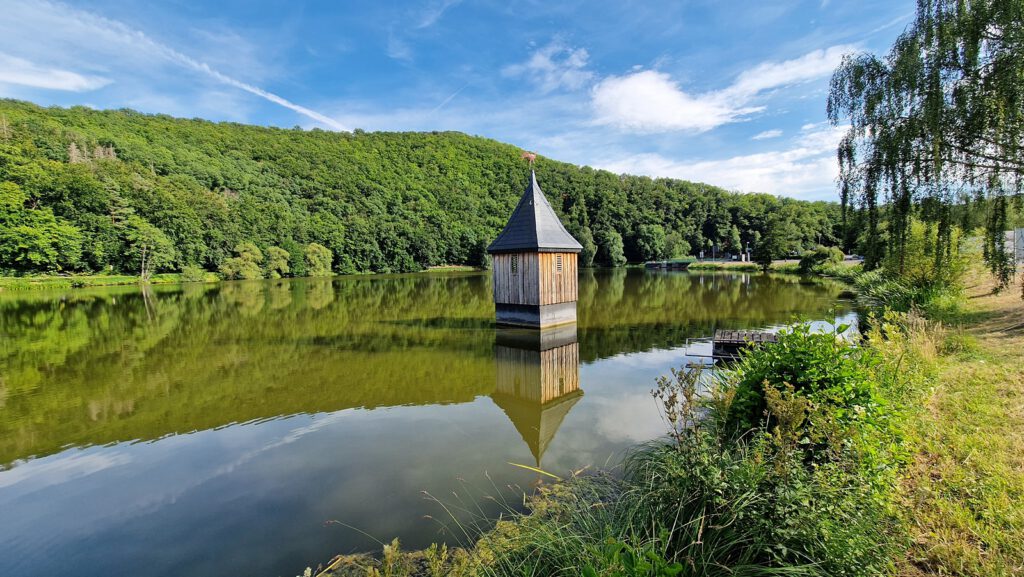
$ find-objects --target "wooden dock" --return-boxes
[712,329,778,360]
[644,260,692,270]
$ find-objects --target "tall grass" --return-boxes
[431,321,916,577]
[312,313,941,577]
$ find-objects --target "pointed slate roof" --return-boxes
[487,170,583,254]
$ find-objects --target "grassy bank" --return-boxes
[687,259,808,273]
[900,277,1024,576]
[0,272,219,290]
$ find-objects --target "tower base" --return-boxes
[495,302,577,328]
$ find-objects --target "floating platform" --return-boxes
[712,329,778,360]
[644,260,692,270]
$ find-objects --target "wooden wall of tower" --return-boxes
[492,252,578,306]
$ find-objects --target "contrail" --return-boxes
[430,82,470,115]
[36,1,349,131]
[154,46,349,131]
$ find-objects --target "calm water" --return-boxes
[0,269,854,577]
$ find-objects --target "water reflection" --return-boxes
[0,269,855,577]
[491,325,582,467]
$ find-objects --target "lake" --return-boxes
[0,269,855,577]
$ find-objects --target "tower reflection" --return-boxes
[490,324,582,467]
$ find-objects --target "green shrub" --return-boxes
[798,245,844,273]
[305,243,333,277]
[220,242,264,280]
[180,264,207,283]
[265,246,290,279]
[724,323,878,439]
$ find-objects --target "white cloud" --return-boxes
[0,52,110,92]
[598,124,847,200]
[591,70,762,133]
[503,40,594,93]
[591,44,856,134]
[752,129,783,140]
[0,1,348,130]
[725,46,852,97]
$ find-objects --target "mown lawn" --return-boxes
[901,276,1024,577]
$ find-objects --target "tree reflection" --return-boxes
[0,270,850,466]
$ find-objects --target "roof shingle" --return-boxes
[487,170,583,254]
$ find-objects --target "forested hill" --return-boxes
[0,99,841,276]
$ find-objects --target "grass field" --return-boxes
[0,272,219,290]
[901,275,1024,577]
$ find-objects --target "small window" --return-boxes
[511,254,519,275]
[556,254,563,274]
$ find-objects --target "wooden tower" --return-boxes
[491,325,582,466]
[488,170,583,328]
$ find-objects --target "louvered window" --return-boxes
[556,254,563,273]
[511,254,519,275]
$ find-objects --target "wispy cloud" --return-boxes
[0,52,110,92]
[416,0,463,29]
[0,1,347,130]
[599,124,846,200]
[752,129,783,140]
[591,44,856,133]
[387,29,414,61]
[503,40,594,93]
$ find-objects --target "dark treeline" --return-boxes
[0,99,841,276]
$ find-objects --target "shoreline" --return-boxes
[0,261,834,292]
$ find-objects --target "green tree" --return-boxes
[124,216,175,282]
[575,225,598,267]
[265,246,290,279]
[0,182,82,272]
[828,0,1024,286]
[664,231,690,259]
[632,224,667,261]
[753,217,783,272]
[220,242,264,280]
[595,228,627,267]
[305,242,333,277]
[729,225,742,255]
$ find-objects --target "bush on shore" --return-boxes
[316,311,938,577]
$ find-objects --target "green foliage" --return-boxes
[828,0,1024,285]
[0,99,841,277]
[265,246,290,278]
[724,324,877,440]
[630,224,667,262]
[798,245,844,273]
[180,264,207,283]
[304,242,333,277]
[0,181,82,272]
[596,228,627,267]
[575,225,598,267]
[124,215,176,281]
[581,539,683,577]
[220,242,264,280]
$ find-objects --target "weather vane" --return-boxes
[521,151,536,167]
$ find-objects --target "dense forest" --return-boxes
[0,99,842,276]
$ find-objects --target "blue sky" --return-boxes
[0,0,914,201]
